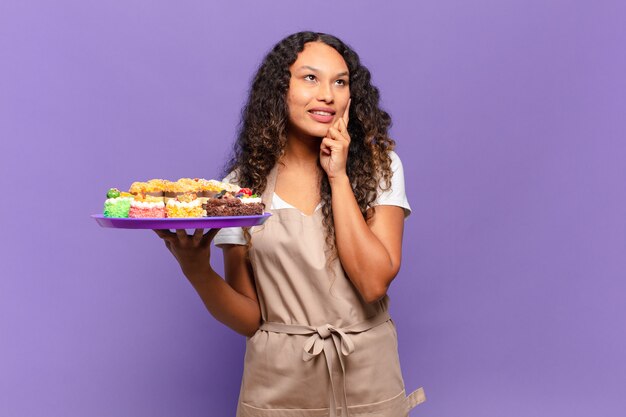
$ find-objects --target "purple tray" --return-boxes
[92,213,271,229]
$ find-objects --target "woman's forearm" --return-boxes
[185,268,261,337]
[329,175,399,303]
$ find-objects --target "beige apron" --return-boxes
[236,165,425,417]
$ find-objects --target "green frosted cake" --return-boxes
[103,188,133,218]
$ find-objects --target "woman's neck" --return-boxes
[282,132,320,169]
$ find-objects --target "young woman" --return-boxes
[155,31,425,417]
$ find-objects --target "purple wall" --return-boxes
[2,1,625,416]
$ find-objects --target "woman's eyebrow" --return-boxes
[298,65,349,77]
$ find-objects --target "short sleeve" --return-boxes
[213,171,247,247]
[371,151,412,218]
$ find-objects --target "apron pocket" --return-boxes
[238,389,424,417]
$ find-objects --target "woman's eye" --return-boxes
[304,74,316,81]
[336,79,347,86]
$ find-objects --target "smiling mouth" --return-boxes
[308,110,334,116]
[307,111,335,124]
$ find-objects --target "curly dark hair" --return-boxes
[223,31,395,257]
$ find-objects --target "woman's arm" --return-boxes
[329,178,405,303]
[320,102,405,303]
[154,229,261,337]
[220,244,261,336]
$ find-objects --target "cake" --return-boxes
[128,195,166,218]
[129,180,165,201]
[196,179,237,202]
[165,193,206,218]
[163,180,191,203]
[103,180,264,218]
[146,179,167,200]
[103,188,133,218]
[203,188,264,216]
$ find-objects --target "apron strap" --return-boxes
[406,387,427,410]
[259,311,392,417]
[261,164,278,209]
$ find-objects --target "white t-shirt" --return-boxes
[213,151,411,247]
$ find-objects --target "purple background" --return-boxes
[1,1,625,416]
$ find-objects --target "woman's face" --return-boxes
[286,42,351,140]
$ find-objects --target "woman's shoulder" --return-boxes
[372,149,411,216]
[379,150,406,184]
[387,150,404,171]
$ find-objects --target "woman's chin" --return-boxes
[306,126,330,139]
[287,128,326,142]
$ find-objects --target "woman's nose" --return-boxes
[317,83,334,103]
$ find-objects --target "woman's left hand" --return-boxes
[320,99,351,180]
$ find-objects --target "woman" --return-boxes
[155,31,425,417]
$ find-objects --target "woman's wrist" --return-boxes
[183,264,216,286]
[328,173,350,188]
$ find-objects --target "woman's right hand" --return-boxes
[153,228,221,281]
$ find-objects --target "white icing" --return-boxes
[131,200,165,209]
[241,197,262,204]
[105,197,133,204]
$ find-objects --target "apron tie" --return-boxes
[303,324,355,361]
[259,311,391,417]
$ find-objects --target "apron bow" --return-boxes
[259,311,391,417]
[302,325,356,362]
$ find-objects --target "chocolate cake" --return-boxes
[203,192,264,216]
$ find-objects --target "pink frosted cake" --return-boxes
[128,196,166,218]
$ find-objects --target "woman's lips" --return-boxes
[308,111,334,123]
